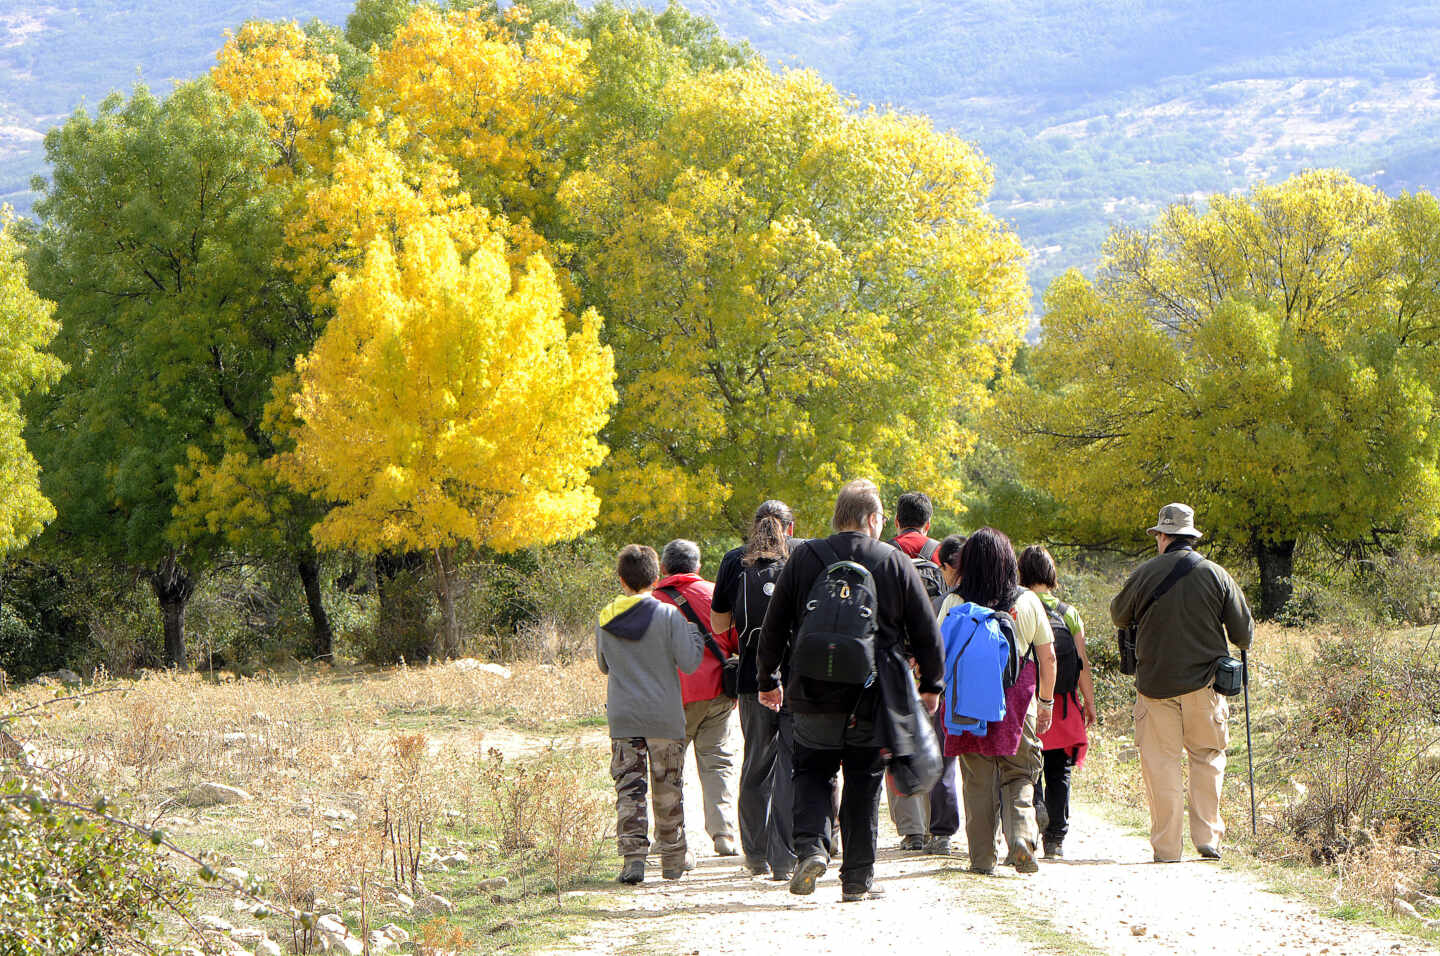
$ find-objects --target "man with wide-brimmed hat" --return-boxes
[1110,503,1253,863]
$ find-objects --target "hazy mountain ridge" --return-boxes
[5,0,1440,300]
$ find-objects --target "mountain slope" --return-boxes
[6,1,1440,306]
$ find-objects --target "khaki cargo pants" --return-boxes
[1134,687,1229,862]
[684,695,739,843]
[611,737,687,868]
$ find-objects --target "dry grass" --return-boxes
[1,659,613,953]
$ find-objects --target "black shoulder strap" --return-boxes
[1137,551,1203,623]
[810,537,841,569]
[918,539,940,562]
[658,586,728,665]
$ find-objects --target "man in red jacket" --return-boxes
[654,539,741,858]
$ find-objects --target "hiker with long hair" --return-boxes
[1020,545,1097,859]
[711,500,799,880]
[942,527,1057,874]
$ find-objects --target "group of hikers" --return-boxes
[594,480,1254,901]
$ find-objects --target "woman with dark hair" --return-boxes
[939,527,1057,875]
[1020,545,1096,860]
[935,534,966,603]
[711,500,799,879]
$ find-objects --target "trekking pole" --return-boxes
[1242,648,1256,836]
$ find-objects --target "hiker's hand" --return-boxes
[920,692,939,715]
[1035,703,1053,735]
[758,688,783,712]
[1082,701,1097,727]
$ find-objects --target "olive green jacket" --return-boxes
[1110,545,1253,700]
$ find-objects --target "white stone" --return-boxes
[199,914,234,933]
[418,892,453,915]
[367,932,396,953]
[255,941,282,956]
[476,876,509,891]
[185,782,252,807]
[315,914,347,937]
[382,924,410,945]
[221,866,250,886]
[321,807,357,823]
[35,668,82,685]
[452,658,511,678]
[1395,898,1422,921]
[440,851,469,867]
[229,928,266,943]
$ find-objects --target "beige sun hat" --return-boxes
[1147,502,1203,539]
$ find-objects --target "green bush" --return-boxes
[0,782,189,955]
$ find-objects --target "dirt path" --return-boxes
[545,729,1432,956]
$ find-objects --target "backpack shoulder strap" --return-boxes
[809,537,841,570]
[1137,551,1204,623]
[918,539,940,562]
[657,586,727,665]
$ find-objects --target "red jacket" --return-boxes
[654,573,736,704]
[892,529,938,559]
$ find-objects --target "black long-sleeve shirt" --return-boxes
[757,531,944,714]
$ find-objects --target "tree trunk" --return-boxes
[149,555,196,670]
[297,550,333,662]
[431,546,461,661]
[1252,536,1296,620]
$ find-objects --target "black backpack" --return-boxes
[735,559,783,655]
[891,536,945,604]
[790,540,878,686]
[1045,599,1083,697]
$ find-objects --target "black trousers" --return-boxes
[792,735,886,889]
[737,695,796,874]
[1036,747,1073,842]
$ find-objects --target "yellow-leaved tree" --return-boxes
[561,65,1029,538]
[361,5,589,237]
[0,220,64,553]
[279,218,616,657]
[988,170,1440,617]
[212,19,340,167]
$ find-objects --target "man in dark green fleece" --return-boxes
[597,544,705,884]
[1111,503,1253,863]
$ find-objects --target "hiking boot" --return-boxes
[967,864,994,876]
[714,835,738,857]
[898,834,927,852]
[1197,844,1222,861]
[769,867,793,882]
[788,854,827,896]
[661,860,686,881]
[617,858,645,884]
[841,882,885,902]
[683,849,696,871]
[1043,838,1063,859]
[925,836,951,856]
[1012,841,1040,874]
[744,857,769,877]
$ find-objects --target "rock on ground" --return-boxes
[184,782,252,807]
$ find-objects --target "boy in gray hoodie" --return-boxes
[597,544,705,884]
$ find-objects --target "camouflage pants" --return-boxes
[611,737,687,866]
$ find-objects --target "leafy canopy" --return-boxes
[279,218,616,555]
[562,64,1028,537]
[989,169,1440,552]
[0,222,63,554]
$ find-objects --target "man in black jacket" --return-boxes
[757,479,943,902]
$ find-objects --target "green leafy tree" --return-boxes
[989,170,1440,616]
[0,221,63,557]
[27,82,328,666]
[561,64,1028,538]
